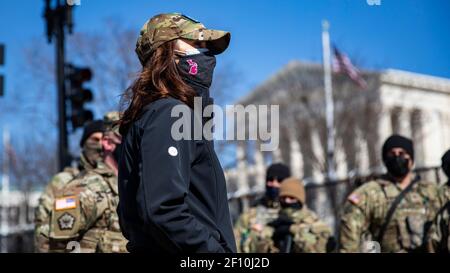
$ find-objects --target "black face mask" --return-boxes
[176,52,216,109]
[385,155,410,178]
[280,201,303,210]
[266,187,279,201]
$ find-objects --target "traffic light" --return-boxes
[0,44,4,65]
[44,0,78,170]
[66,64,94,130]
[0,44,4,97]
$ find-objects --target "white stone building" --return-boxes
[224,61,450,225]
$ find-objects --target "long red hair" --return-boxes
[119,40,195,135]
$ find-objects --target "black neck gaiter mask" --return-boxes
[385,155,410,179]
[265,187,279,202]
[176,52,216,110]
[280,201,303,210]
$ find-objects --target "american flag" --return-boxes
[333,46,368,89]
[55,196,77,210]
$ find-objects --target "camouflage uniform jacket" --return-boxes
[233,199,280,253]
[48,161,128,253]
[427,182,450,252]
[339,177,440,253]
[34,154,96,253]
[246,207,332,253]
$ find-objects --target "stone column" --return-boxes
[377,107,393,166]
[254,141,266,192]
[286,126,303,179]
[421,109,444,167]
[398,108,412,138]
[411,109,425,167]
[443,112,450,150]
[272,147,282,163]
[311,128,325,183]
[335,141,347,180]
[309,127,328,223]
[358,129,370,174]
[289,138,303,179]
[379,107,393,140]
[236,141,249,195]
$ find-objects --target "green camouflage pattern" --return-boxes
[427,183,450,252]
[246,207,332,253]
[34,166,79,253]
[35,113,119,253]
[34,145,101,252]
[437,182,450,206]
[47,161,128,253]
[233,202,280,253]
[136,13,230,65]
[103,111,121,134]
[339,177,440,253]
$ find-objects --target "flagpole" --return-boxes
[1,126,10,253]
[322,20,336,182]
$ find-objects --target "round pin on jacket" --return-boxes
[168,146,178,156]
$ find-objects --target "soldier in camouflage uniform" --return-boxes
[34,120,105,253]
[47,112,128,253]
[246,177,333,253]
[234,163,291,253]
[339,135,440,253]
[427,149,450,252]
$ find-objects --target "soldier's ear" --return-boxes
[409,158,414,169]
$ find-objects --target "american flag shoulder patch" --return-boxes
[55,196,77,211]
[348,193,361,205]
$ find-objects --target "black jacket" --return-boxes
[117,97,236,253]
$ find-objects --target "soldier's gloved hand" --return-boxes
[268,214,294,228]
[268,215,294,239]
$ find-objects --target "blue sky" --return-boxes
[1,0,449,96]
[0,0,449,165]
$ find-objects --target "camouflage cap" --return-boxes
[103,111,121,136]
[136,13,231,65]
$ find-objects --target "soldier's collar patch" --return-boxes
[58,212,76,230]
[55,196,77,211]
[348,193,361,205]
